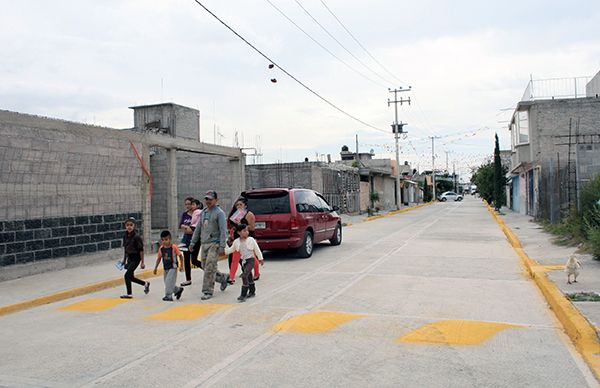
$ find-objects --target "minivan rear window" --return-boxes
[245,192,291,215]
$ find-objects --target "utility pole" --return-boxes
[430,136,441,200]
[453,161,457,192]
[445,151,450,172]
[388,87,411,210]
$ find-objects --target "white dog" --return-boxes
[565,255,582,284]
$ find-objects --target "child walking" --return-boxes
[225,224,264,302]
[154,230,185,301]
[120,217,149,299]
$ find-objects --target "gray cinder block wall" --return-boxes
[0,110,144,269]
[245,162,362,213]
[526,97,600,220]
[151,150,242,228]
[131,103,200,140]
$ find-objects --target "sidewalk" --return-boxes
[499,208,600,331]
[0,203,429,314]
[0,259,126,307]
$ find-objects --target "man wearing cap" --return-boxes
[190,190,230,300]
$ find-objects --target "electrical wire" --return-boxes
[293,0,393,87]
[319,0,408,87]
[191,0,388,133]
[265,0,386,89]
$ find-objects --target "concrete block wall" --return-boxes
[578,143,600,183]
[0,110,144,269]
[150,150,242,228]
[0,211,142,267]
[372,176,396,211]
[176,151,241,224]
[245,163,314,190]
[527,97,600,220]
[131,103,199,141]
[587,71,600,97]
[173,105,200,141]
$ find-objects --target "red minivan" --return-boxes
[239,188,342,258]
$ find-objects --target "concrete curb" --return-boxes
[0,257,226,317]
[0,268,164,317]
[484,201,600,380]
[1,202,433,317]
[364,202,435,222]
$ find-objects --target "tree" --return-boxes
[436,179,454,194]
[472,161,494,204]
[422,180,432,202]
[493,133,506,210]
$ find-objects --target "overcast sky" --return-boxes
[2,0,600,179]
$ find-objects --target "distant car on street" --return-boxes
[238,188,342,258]
[438,191,463,202]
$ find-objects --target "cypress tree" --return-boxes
[493,133,504,210]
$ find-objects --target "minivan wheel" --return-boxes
[330,224,342,246]
[298,231,313,258]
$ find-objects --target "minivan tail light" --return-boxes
[290,217,299,231]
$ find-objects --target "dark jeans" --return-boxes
[241,257,255,287]
[184,247,203,281]
[124,256,145,295]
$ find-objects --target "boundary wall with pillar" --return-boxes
[0,108,244,279]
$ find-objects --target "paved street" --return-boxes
[0,198,597,387]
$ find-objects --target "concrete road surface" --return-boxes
[0,197,597,387]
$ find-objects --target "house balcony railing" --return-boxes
[521,76,591,102]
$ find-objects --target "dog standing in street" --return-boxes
[565,255,582,284]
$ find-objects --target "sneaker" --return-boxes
[144,282,150,295]
[162,296,173,301]
[180,281,192,287]
[201,293,213,300]
[175,287,184,300]
[220,276,229,291]
[237,295,247,302]
[120,295,132,299]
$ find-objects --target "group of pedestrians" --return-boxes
[119,190,264,303]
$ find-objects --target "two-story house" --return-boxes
[508,71,600,222]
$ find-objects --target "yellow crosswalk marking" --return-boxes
[145,304,232,321]
[397,320,524,345]
[272,311,365,334]
[59,298,129,312]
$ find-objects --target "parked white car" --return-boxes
[438,191,463,202]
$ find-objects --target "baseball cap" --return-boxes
[204,190,218,200]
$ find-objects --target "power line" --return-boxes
[318,0,408,87]
[265,0,386,89]
[293,0,393,87]
[191,0,387,134]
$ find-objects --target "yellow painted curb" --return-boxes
[0,268,162,317]
[364,202,434,223]
[0,256,227,317]
[484,200,600,380]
